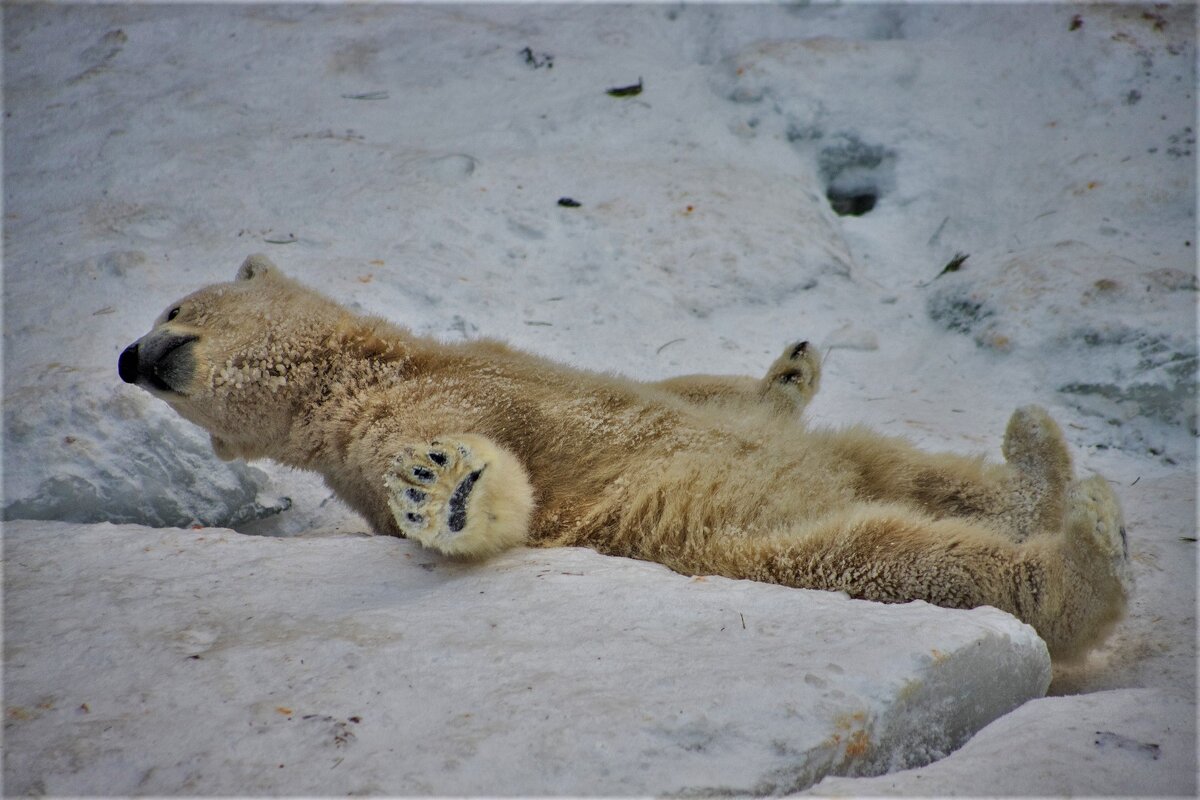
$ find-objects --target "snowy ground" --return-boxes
[3,3,1196,796]
[6,521,1057,796]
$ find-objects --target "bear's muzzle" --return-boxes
[119,333,198,393]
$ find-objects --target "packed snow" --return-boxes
[3,3,1195,795]
[5,521,1053,796]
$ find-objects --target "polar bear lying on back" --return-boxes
[118,255,1131,660]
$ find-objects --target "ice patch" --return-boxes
[3,382,290,528]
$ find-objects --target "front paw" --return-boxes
[385,441,484,545]
[760,340,822,413]
[383,435,533,558]
[774,341,821,388]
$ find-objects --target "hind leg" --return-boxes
[919,404,1074,540]
[817,405,1074,542]
[689,483,1130,659]
[1027,475,1132,660]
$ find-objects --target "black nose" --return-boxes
[118,343,139,384]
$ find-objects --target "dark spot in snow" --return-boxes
[814,133,895,216]
[827,188,876,216]
[519,47,553,69]
[1094,731,1160,760]
[606,78,643,97]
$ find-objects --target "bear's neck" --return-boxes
[269,324,420,473]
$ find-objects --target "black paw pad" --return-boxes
[790,341,809,359]
[447,468,484,533]
[412,466,436,483]
[405,488,427,503]
[428,451,448,466]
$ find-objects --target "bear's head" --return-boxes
[118,254,376,462]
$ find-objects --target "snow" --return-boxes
[4,521,1052,796]
[2,3,1195,795]
[804,688,1196,797]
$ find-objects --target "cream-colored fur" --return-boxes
[122,255,1132,661]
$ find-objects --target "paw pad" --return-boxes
[385,441,488,548]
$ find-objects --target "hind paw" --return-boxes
[1003,406,1072,486]
[1065,475,1133,593]
[384,434,534,558]
[1001,405,1075,535]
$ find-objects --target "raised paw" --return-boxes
[1001,405,1074,535]
[383,434,534,558]
[759,340,822,415]
[386,441,480,540]
[1003,406,1073,486]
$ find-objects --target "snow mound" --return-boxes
[3,521,1051,796]
[925,241,1197,461]
[805,688,1197,797]
[3,381,290,528]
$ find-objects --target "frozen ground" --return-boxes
[3,3,1196,796]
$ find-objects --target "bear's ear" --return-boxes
[236,253,277,282]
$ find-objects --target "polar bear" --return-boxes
[118,255,1132,661]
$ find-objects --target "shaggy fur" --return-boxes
[119,255,1133,660]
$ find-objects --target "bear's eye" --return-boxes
[167,307,181,321]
